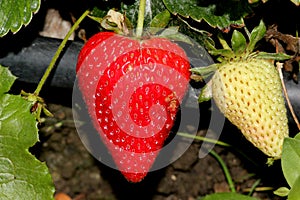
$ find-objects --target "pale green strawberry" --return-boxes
[191,21,291,161]
[212,59,288,159]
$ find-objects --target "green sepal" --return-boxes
[209,49,234,60]
[159,26,179,36]
[149,10,171,34]
[255,52,292,61]
[159,27,194,45]
[190,64,218,79]
[198,80,212,103]
[231,30,247,55]
[218,32,232,50]
[273,187,290,197]
[87,15,102,24]
[247,20,266,53]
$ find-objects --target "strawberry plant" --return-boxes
[0,0,299,199]
[0,66,54,199]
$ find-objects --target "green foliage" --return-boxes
[0,0,40,37]
[231,30,247,55]
[288,177,300,200]
[246,20,266,54]
[282,134,300,188]
[273,133,300,199]
[162,0,252,29]
[0,66,54,200]
[149,9,171,30]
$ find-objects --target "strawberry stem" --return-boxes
[34,9,90,95]
[136,0,146,37]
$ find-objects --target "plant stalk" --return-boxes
[136,0,146,37]
[276,62,300,131]
[34,9,90,95]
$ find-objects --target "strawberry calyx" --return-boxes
[87,6,194,47]
[21,90,53,122]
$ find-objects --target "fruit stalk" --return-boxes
[136,0,146,37]
[34,9,90,95]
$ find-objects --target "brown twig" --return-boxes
[276,62,300,131]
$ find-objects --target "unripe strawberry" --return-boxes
[212,59,288,159]
[192,21,290,161]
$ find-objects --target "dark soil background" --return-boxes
[2,0,299,199]
[35,103,286,200]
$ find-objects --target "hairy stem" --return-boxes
[136,0,146,37]
[34,9,90,95]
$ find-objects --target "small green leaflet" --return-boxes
[231,30,247,55]
[162,0,252,29]
[0,0,40,37]
[0,66,54,200]
[246,20,266,53]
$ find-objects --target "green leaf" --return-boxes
[0,66,54,199]
[282,136,300,187]
[209,49,234,58]
[247,20,266,53]
[158,27,194,45]
[231,30,247,55]
[255,52,292,60]
[294,133,300,140]
[198,80,212,103]
[150,10,171,30]
[0,0,40,37]
[202,192,259,200]
[274,187,290,197]
[288,176,300,200]
[162,0,252,29]
[0,66,16,94]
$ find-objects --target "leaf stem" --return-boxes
[34,9,90,95]
[210,150,236,193]
[177,132,231,147]
[136,0,146,37]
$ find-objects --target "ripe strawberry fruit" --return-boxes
[192,21,289,161]
[76,31,190,182]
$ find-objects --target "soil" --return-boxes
[33,101,286,200]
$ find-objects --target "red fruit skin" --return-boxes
[76,32,190,182]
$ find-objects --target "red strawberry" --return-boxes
[76,32,190,182]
